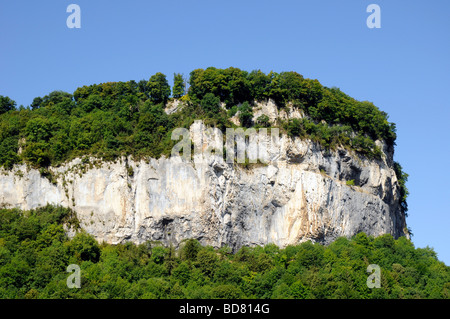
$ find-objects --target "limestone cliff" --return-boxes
[0,106,408,250]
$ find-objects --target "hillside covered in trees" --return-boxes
[0,206,448,299]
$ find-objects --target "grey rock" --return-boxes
[0,120,408,251]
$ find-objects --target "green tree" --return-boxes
[150,246,168,264]
[32,241,68,288]
[247,70,271,101]
[35,224,66,249]
[271,283,291,298]
[287,118,305,137]
[200,93,220,117]
[222,67,250,106]
[195,249,219,278]
[256,114,270,128]
[0,96,16,114]
[172,261,191,285]
[0,136,20,169]
[292,241,324,269]
[394,161,409,215]
[30,97,43,110]
[172,73,185,98]
[42,91,73,108]
[22,142,51,167]
[238,101,253,128]
[290,280,309,299]
[147,72,171,104]
[188,67,225,102]
[65,232,100,263]
[25,117,52,143]
[211,284,243,299]
[80,94,103,113]
[180,239,201,261]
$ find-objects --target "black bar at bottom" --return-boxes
[0,299,447,318]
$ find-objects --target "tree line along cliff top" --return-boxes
[0,67,398,170]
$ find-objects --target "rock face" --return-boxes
[0,111,408,250]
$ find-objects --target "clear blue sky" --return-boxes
[1,1,449,265]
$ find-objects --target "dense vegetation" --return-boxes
[0,67,397,169]
[0,206,447,299]
[0,66,408,214]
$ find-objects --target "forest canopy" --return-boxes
[0,67,397,170]
[0,205,448,299]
